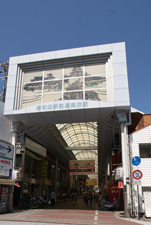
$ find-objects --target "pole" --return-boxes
[137,185,140,220]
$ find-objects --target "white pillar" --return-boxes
[117,111,130,218]
[11,121,21,180]
[121,123,126,185]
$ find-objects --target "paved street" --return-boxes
[0,197,150,225]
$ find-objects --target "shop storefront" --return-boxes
[14,133,68,204]
[0,141,15,212]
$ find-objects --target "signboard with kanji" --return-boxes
[86,179,97,186]
[69,160,95,175]
[0,141,14,178]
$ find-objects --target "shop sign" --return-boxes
[118,182,123,188]
[109,184,123,203]
[69,160,95,175]
[86,179,97,186]
[44,178,52,186]
[36,101,89,111]
[0,141,13,178]
[42,159,47,177]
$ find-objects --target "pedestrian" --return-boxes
[62,192,66,202]
[50,190,56,207]
[83,190,85,202]
[72,190,77,205]
[89,191,93,206]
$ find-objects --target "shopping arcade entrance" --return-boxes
[11,105,128,188]
[4,42,131,215]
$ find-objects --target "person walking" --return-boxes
[89,191,93,206]
[72,190,77,205]
[50,190,56,207]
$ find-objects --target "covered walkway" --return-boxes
[0,197,144,225]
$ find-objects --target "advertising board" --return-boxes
[0,141,13,178]
[69,160,95,175]
[86,179,97,186]
[144,192,151,217]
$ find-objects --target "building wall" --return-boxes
[0,101,12,143]
[135,114,151,131]
[4,42,130,116]
[130,124,151,213]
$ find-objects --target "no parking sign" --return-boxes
[132,170,143,180]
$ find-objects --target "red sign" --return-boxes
[118,182,123,188]
[132,170,143,180]
[109,184,123,203]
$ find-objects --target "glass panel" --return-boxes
[85,89,107,101]
[43,93,62,102]
[44,68,62,80]
[44,80,62,93]
[85,76,106,89]
[64,91,83,100]
[64,78,83,91]
[23,82,42,95]
[24,155,30,177]
[24,70,43,83]
[15,154,22,167]
[64,66,83,78]
[22,95,41,108]
[85,64,105,76]
[140,144,151,158]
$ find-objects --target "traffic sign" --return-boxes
[132,170,143,180]
[132,156,141,166]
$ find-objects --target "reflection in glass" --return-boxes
[85,90,107,101]
[44,68,62,80]
[64,91,83,100]
[85,64,105,76]
[22,95,41,108]
[85,76,106,89]
[23,82,42,94]
[43,93,62,102]
[24,71,43,83]
[64,78,83,91]
[64,66,83,78]
[44,81,62,92]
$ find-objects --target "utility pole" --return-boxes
[0,61,9,101]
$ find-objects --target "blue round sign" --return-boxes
[132,156,141,166]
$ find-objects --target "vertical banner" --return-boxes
[42,159,47,177]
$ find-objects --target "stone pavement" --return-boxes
[0,197,150,225]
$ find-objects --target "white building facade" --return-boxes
[130,123,151,215]
[3,42,132,215]
[0,100,14,212]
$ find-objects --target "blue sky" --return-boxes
[0,0,151,113]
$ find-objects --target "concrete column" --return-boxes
[11,121,21,179]
[54,158,58,192]
[121,122,130,218]
[117,111,130,218]
[10,121,21,212]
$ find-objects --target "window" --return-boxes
[139,144,151,158]
[142,187,151,200]
[15,154,22,167]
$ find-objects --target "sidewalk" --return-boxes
[114,211,151,225]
